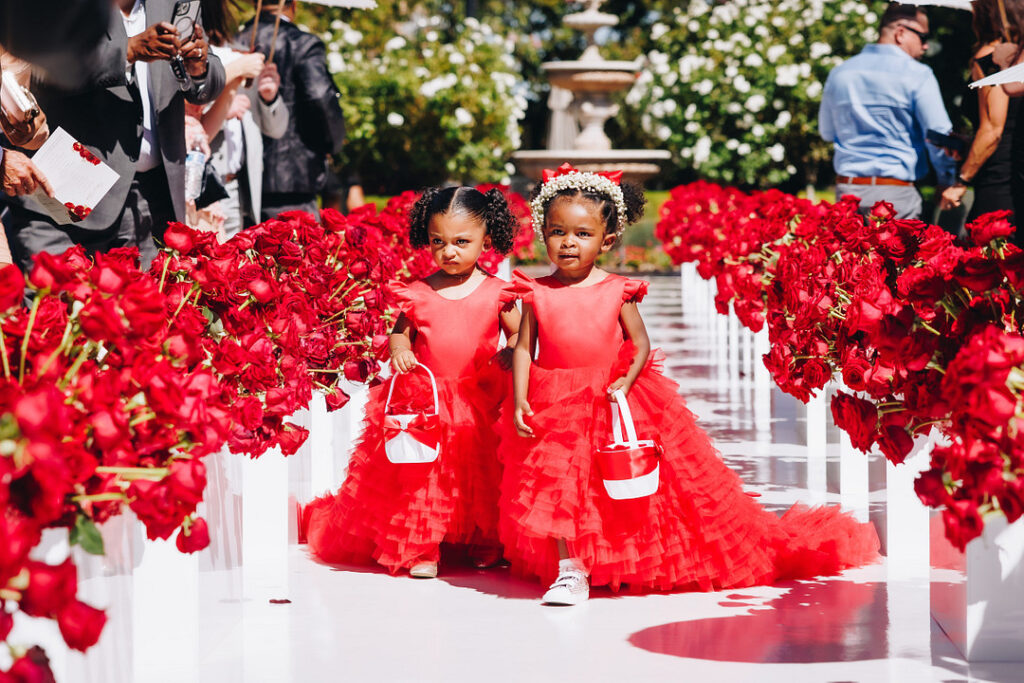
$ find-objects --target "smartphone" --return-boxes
[171,0,202,42]
[925,129,966,155]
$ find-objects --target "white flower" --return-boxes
[775,110,792,128]
[656,125,672,141]
[744,53,764,68]
[776,64,800,87]
[384,36,407,51]
[454,107,474,126]
[694,136,712,164]
[734,75,751,93]
[342,28,362,45]
[810,41,832,60]
[745,94,766,112]
[767,45,787,63]
[806,80,823,98]
[449,51,466,65]
[651,23,670,40]
[425,30,439,42]
[685,121,700,134]
[387,112,405,127]
[768,143,785,162]
[752,124,765,138]
[726,138,740,150]
[737,143,751,155]
[695,79,714,96]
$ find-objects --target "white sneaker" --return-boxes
[409,561,438,579]
[542,559,589,605]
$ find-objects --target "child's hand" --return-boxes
[391,349,418,374]
[491,347,514,371]
[513,399,535,437]
[607,377,632,400]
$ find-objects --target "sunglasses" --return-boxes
[899,24,931,43]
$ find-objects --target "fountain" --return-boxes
[512,0,671,184]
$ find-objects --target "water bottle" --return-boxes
[184,144,206,201]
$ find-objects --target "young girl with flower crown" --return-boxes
[304,186,521,578]
[500,164,879,605]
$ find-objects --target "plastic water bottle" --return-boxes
[184,144,206,201]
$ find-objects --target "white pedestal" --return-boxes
[805,390,828,506]
[242,447,289,601]
[932,514,1024,661]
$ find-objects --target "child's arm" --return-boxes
[608,302,651,400]
[493,305,523,370]
[388,313,417,374]
[512,303,538,437]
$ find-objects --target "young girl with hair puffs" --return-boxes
[501,164,879,605]
[305,186,520,578]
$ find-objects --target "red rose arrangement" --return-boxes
[657,183,1023,551]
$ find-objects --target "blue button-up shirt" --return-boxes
[819,44,957,186]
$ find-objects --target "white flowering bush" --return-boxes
[320,15,529,193]
[625,0,887,186]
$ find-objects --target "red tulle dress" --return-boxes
[304,274,516,572]
[498,270,879,592]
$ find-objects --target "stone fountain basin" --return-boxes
[543,60,638,92]
[512,149,672,185]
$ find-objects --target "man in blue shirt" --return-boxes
[819,4,958,219]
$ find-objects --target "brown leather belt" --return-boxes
[223,173,238,183]
[836,175,913,186]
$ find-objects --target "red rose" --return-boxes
[800,358,832,390]
[19,559,78,617]
[276,423,309,456]
[5,647,56,683]
[247,278,277,303]
[343,359,374,383]
[0,603,12,641]
[0,263,24,310]
[324,384,351,411]
[175,517,210,554]
[167,458,207,506]
[349,259,370,279]
[877,424,914,464]
[942,499,984,551]
[914,468,950,507]
[28,251,80,293]
[965,210,1015,245]
[869,201,896,221]
[830,392,878,452]
[78,292,126,342]
[56,599,107,651]
[163,222,198,254]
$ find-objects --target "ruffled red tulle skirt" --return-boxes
[305,366,507,572]
[497,348,880,593]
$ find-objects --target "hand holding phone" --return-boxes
[172,0,202,42]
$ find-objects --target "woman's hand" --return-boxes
[939,184,968,212]
[513,399,535,437]
[230,52,266,82]
[390,348,417,374]
[226,93,251,120]
[607,376,632,400]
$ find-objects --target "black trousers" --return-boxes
[4,166,175,275]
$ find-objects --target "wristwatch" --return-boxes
[955,173,972,187]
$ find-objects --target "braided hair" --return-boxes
[408,186,518,253]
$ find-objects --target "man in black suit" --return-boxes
[3,0,225,274]
[238,1,345,220]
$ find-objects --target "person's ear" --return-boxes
[600,232,616,253]
[483,234,493,251]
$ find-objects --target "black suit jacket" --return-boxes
[7,0,225,232]
[238,14,345,195]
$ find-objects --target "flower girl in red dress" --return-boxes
[305,187,521,578]
[502,164,879,605]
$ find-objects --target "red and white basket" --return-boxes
[382,364,441,464]
[595,389,661,500]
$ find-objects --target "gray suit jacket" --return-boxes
[208,82,288,220]
[8,0,225,232]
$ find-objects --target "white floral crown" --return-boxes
[530,164,628,238]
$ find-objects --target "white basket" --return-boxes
[383,364,441,464]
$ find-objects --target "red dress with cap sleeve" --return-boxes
[304,274,516,572]
[498,270,879,592]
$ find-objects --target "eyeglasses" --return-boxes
[899,24,930,44]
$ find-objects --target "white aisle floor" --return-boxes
[67,274,1024,683]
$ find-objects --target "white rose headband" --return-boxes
[530,163,628,237]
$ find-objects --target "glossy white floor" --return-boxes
[46,274,1024,682]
